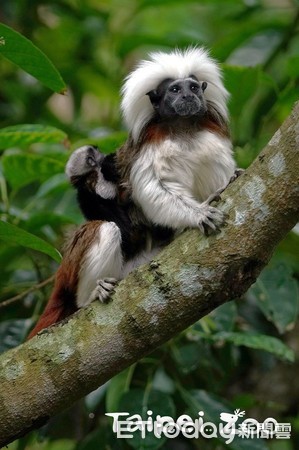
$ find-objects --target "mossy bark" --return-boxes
[0,102,298,447]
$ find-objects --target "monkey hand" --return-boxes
[203,168,244,207]
[88,278,118,304]
[213,169,245,198]
[198,196,225,236]
[84,145,105,169]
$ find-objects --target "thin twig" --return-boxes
[0,275,55,309]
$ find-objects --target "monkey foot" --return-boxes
[199,168,245,236]
[198,202,225,236]
[92,278,118,303]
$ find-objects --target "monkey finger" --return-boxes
[198,222,205,234]
[203,217,217,231]
[93,278,118,304]
[203,223,213,237]
[198,218,216,235]
[205,209,224,225]
[205,190,223,205]
[97,277,118,287]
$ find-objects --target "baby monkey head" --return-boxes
[147,76,208,119]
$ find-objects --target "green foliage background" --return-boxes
[0,0,298,449]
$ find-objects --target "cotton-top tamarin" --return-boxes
[28,47,237,338]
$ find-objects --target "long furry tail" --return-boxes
[27,221,104,339]
[27,272,77,339]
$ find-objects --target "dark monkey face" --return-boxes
[147,76,208,119]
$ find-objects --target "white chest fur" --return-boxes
[130,130,235,229]
[131,130,235,204]
[153,130,235,201]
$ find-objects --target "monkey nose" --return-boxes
[182,95,193,101]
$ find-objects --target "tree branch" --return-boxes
[0,102,298,447]
[0,275,55,309]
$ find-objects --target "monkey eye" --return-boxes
[190,84,199,92]
[169,85,180,93]
[87,156,96,167]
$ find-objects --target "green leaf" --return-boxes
[152,368,175,394]
[276,231,299,270]
[181,389,267,450]
[223,65,260,119]
[181,388,232,424]
[0,319,32,353]
[23,212,76,233]
[97,131,128,153]
[73,131,128,155]
[2,153,65,190]
[85,384,108,413]
[210,301,237,332]
[28,440,75,450]
[0,23,66,93]
[77,429,108,450]
[212,331,294,362]
[287,55,299,79]
[0,221,61,262]
[0,124,68,149]
[249,264,299,333]
[36,174,69,199]
[171,342,202,374]
[117,388,175,450]
[106,365,136,412]
[172,336,223,378]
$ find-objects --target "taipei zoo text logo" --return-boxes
[106,409,291,443]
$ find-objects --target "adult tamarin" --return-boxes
[73,47,236,234]
[28,47,236,338]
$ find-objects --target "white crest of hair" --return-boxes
[121,47,229,142]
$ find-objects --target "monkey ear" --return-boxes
[202,81,208,92]
[146,89,160,109]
